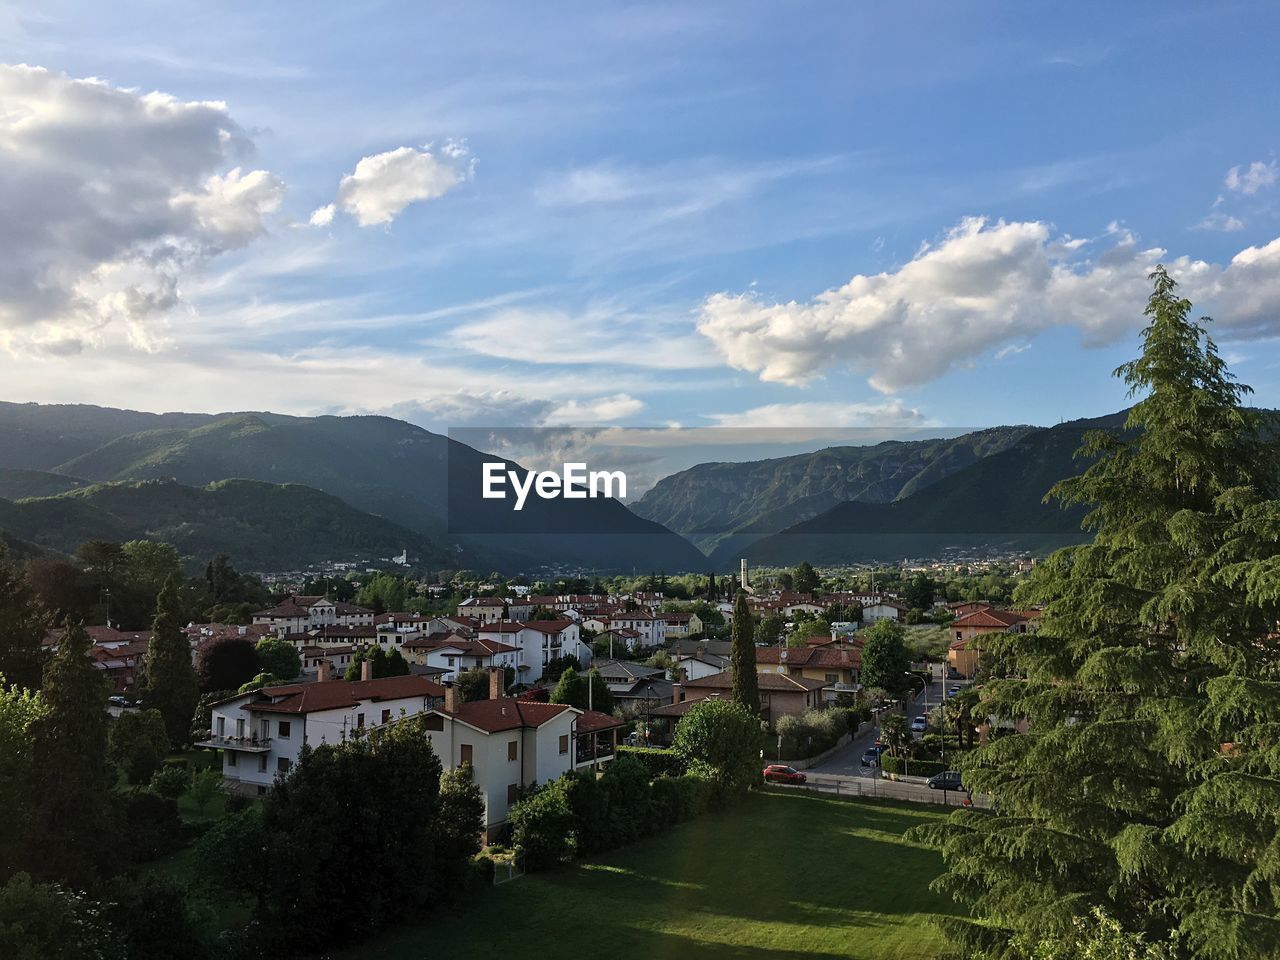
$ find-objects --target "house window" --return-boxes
[955,631,962,641]
[460,743,473,765]
[278,721,291,738]
[446,657,455,667]
[826,673,838,683]
[507,783,519,804]
[381,709,391,724]
[357,713,365,728]
[277,757,291,773]
[258,755,267,772]
[216,716,226,736]
[507,740,518,762]
[226,751,237,767]
[559,734,569,755]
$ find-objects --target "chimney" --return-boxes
[444,681,458,713]
[361,657,374,682]
[316,659,332,682]
[671,682,681,704]
[488,665,503,700]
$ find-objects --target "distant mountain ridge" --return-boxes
[632,426,1035,554]
[0,402,708,573]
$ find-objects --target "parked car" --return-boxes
[927,771,964,791]
[762,764,807,784]
[107,695,131,708]
[948,685,962,697]
[910,715,928,734]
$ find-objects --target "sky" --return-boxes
[2,0,1280,479]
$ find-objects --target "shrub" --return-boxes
[775,707,849,759]
[124,792,183,862]
[150,763,190,799]
[671,699,761,805]
[104,875,217,960]
[650,773,712,824]
[0,872,120,960]
[509,778,576,870]
[616,744,684,778]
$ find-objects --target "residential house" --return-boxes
[592,659,673,707]
[252,595,374,634]
[199,665,445,796]
[755,645,860,699]
[669,670,829,725]
[477,620,590,683]
[862,600,909,623]
[947,608,1040,677]
[660,612,702,638]
[672,650,730,681]
[422,670,623,836]
[456,597,507,624]
[402,634,519,681]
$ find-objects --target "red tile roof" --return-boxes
[755,646,861,669]
[240,675,444,714]
[682,669,830,692]
[439,698,573,733]
[953,608,1030,629]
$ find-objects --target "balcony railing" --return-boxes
[195,734,273,753]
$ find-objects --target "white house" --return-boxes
[420,670,623,835]
[673,651,730,680]
[477,620,590,683]
[862,600,909,624]
[402,635,519,681]
[199,665,445,796]
[456,597,506,624]
[252,595,375,634]
[584,611,666,648]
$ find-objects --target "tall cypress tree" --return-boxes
[142,575,199,747]
[28,620,114,886]
[730,590,760,716]
[0,545,50,690]
[916,267,1280,959]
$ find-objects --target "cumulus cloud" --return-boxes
[1197,211,1245,233]
[0,64,285,354]
[1225,160,1277,196]
[545,394,645,424]
[697,217,1280,393]
[314,142,472,227]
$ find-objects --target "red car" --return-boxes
[762,764,807,784]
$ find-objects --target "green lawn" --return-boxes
[349,790,958,960]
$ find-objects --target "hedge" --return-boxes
[880,755,950,778]
[616,745,684,778]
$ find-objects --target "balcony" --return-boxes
[195,734,273,753]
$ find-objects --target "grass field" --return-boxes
[348,789,958,960]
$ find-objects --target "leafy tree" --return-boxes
[509,776,577,870]
[237,672,277,693]
[104,875,218,960]
[792,561,820,594]
[433,765,485,891]
[255,635,301,682]
[118,540,182,600]
[0,546,49,690]
[550,667,585,708]
[188,768,222,818]
[0,678,46,878]
[904,572,936,611]
[858,619,912,697]
[196,636,260,692]
[543,653,581,680]
[141,576,199,747]
[915,267,1280,958]
[729,592,760,715]
[0,872,121,960]
[671,698,760,804]
[198,716,446,952]
[108,708,169,785]
[22,559,94,626]
[756,612,785,646]
[28,621,115,887]
[343,645,409,681]
[149,764,190,800]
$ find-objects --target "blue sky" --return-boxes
[2,1,1279,474]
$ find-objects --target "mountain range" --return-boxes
[0,402,1184,573]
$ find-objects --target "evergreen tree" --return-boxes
[142,576,199,747]
[915,267,1280,959]
[730,591,760,716]
[28,621,115,887]
[0,546,50,690]
[793,560,820,594]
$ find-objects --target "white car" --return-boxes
[910,715,928,734]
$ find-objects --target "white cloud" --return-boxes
[704,400,924,428]
[697,217,1280,393]
[545,394,645,424]
[1225,160,1277,196]
[1197,211,1245,232]
[315,142,472,227]
[0,64,285,355]
[308,203,335,227]
[449,304,719,370]
[994,343,1032,360]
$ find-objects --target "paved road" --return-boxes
[798,674,986,808]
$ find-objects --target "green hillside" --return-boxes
[0,478,451,571]
[0,467,90,500]
[633,426,1034,553]
[729,414,1129,565]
